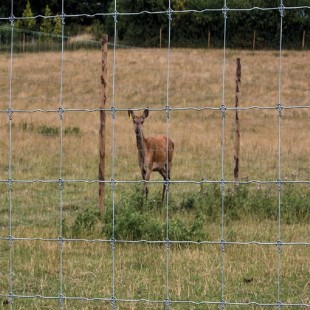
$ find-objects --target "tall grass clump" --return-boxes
[178,184,310,224]
[103,186,207,241]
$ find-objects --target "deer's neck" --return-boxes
[136,131,146,162]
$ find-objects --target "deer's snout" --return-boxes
[134,124,142,135]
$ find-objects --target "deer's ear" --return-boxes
[143,108,149,119]
[128,110,134,120]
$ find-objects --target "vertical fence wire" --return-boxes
[220,1,228,308]
[58,0,65,308]
[277,1,284,307]
[111,1,118,308]
[8,1,14,309]
[165,1,172,309]
[1,1,310,309]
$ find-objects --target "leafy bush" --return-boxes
[103,187,162,240]
[103,186,207,241]
[71,207,100,238]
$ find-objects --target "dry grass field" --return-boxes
[0,48,309,309]
[1,48,310,182]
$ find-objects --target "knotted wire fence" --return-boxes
[0,0,310,309]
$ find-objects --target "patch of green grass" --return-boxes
[64,126,80,135]
[19,122,81,137]
[37,124,59,136]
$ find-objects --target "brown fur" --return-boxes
[128,108,174,204]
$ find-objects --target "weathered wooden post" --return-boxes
[302,30,305,49]
[252,30,256,50]
[99,34,108,216]
[234,58,241,182]
[208,26,211,48]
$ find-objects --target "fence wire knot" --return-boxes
[110,238,116,251]
[220,104,226,118]
[277,103,283,117]
[167,8,173,21]
[7,178,13,188]
[165,238,170,252]
[277,240,282,253]
[113,10,119,24]
[165,105,171,119]
[9,14,15,26]
[279,4,285,18]
[277,300,282,309]
[222,6,228,19]
[8,292,14,304]
[277,179,282,191]
[59,294,64,306]
[110,178,116,191]
[58,236,64,250]
[220,179,226,191]
[111,296,116,309]
[58,178,64,190]
[60,12,66,25]
[165,179,170,192]
[220,239,226,252]
[8,235,13,247]
[221,299,226,310]
[110,107,116,119]
[165,298,171,309]
[7,108,13,120]
[58,107,64,120]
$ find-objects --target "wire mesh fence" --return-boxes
[0,1,310,309]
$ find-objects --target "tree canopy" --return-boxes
[0,0,309,49]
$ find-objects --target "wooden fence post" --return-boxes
[234,58,241,182]
[252,30,256,50]
[99,34,108,216]
[208,26,211,48]
[302,30,305,49]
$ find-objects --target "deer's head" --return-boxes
[128,108,149,136]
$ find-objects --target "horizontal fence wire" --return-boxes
[1,105,310,114]
[1,5,310,21]
[1,0,309,309]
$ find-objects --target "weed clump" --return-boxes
[103,186,207,241]
[63,207,100,238]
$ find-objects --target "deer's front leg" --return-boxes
[143,163,153,199]
[140,168,149,197]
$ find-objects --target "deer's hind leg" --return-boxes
[160,163,172,205]
[159,166,169,205]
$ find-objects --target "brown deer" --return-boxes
[128,108,174,204]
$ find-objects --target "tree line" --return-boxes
[0,0,309,49]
